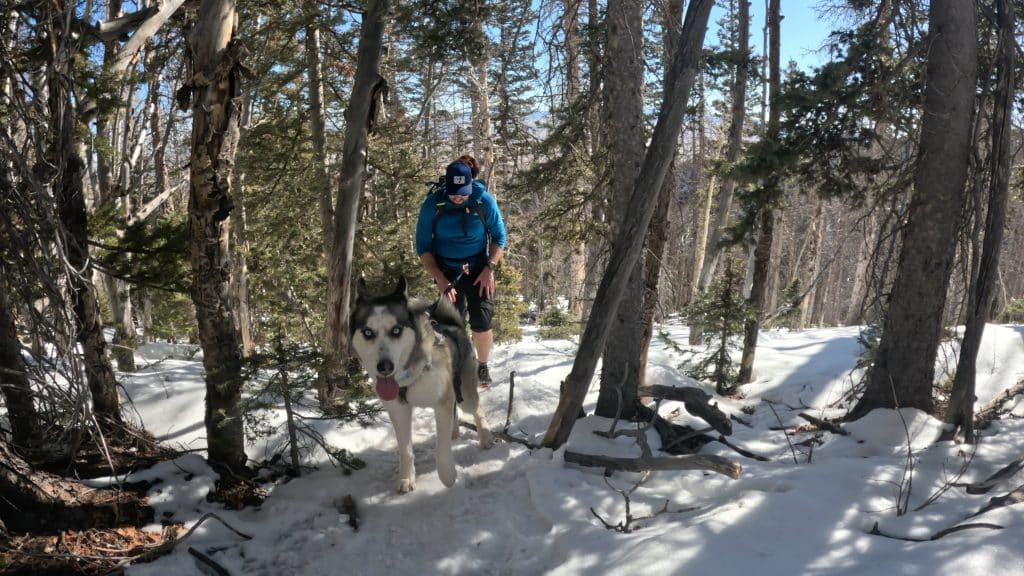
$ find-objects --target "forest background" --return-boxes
[2,0,1024,572]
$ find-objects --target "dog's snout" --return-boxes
[377,359,394,375]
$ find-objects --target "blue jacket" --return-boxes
[416,180,507,271]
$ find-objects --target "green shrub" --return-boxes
[538,306,579,340]
[999,298,1024,324]
[685,260,748,394]
[493,264,526,344]
[242,336,378,476]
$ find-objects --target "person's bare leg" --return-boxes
[472,329,493,363]
[472,330,494,386]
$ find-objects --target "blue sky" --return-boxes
[712,1,836,71]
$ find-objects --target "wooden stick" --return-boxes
[504,371,516,431]
[968,484,1024,519]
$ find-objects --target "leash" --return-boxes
[427,261,471,405]
[442,262,471,297]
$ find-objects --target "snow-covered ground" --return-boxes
[117,321,1024,575]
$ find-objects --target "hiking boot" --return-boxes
[477,363,492,388]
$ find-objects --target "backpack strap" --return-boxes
[430,185,491,258]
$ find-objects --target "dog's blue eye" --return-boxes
[362,328,375,339]
[389,326,402,337]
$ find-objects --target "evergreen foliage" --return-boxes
[242,335,377,475]
[999,298,1024,324]
[774,279,803,330]
[89,211,191,293]
[492,264,527,343]
[685,260,749,394]
[538,306,579,341]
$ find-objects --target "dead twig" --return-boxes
[589,472,701,533]
[913,445,977,512]
[188,546,230,576]
[960,454,1024,495]
[765,401,799,465]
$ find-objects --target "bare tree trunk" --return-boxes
[580,0,603,324]
[691,0,749,344]
[945,0,1013,443]
[544,0,713,448]
[93,0,138,374]
[798,200,824,327]
[844,1,895,328]
[306,2,332,261]
[638,0,685,390]
[852,0,977,418]
[323,0,388,399]
[639,167,676,387]
[471,29,494,182]
[229,83,255,358]
[48,5,123,423]
[844,206,879,325]
[737,0,780,385]
[138,49,174,346]
[563,0,587,318]
[0,260,40,448]
[596,0,645,422]
[689,82,713,305]
[765,207,784,314]
[186,0,247,474]
[103,273,136,371]
[230,146,254,358]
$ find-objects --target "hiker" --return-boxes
[415,155,507,387]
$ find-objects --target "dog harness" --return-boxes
[394,351,431,404]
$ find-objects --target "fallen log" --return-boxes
[564,450,741,479]
[0,441,153,534]
[638,385,731,436]
[975,378,1024,430]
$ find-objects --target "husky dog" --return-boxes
[350,276,493,493]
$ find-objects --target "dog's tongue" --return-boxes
[375,376,399,401]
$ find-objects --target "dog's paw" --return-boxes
[438,464,457,487]
[478,428,494,449]
[396,478,416,493]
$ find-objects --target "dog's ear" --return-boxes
[355,277,370,301]
[393,276,408,300]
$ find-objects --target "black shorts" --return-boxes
[442,261,494,332]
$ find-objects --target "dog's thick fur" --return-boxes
[350,277,493,493]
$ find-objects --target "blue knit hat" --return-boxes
[445,161,473,196]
